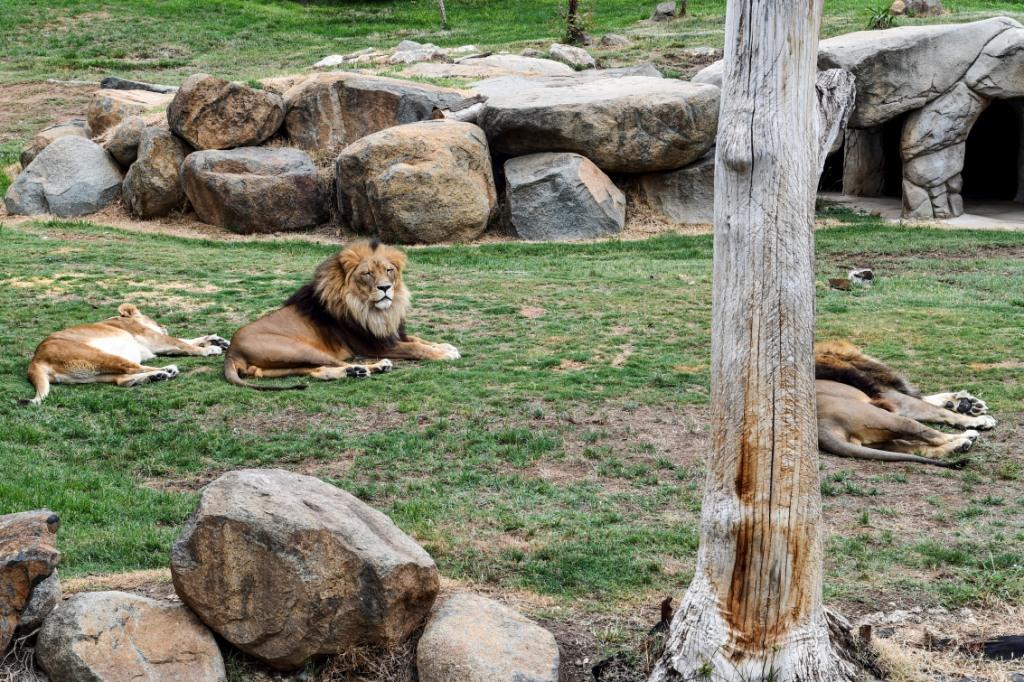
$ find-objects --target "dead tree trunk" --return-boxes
[565,0,586,45]
[649,2,866,681]
[437,0,448,29]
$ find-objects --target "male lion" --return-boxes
[223,240,460,390]
[22,303,229,405]
[815,340,996,468]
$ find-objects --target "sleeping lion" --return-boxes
[815,341,996,468]
[22,303,228,405]
[224,239,460,390]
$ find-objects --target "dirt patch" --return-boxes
[828,243,1024,270]
[0,81,96,144]
[520,306,546,319]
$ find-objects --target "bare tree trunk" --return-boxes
[649,2,866,681]
[437,0,448,29]
[566,0,585,45]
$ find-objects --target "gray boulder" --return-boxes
[336,120,497,244]
[36,591,225,682]
[20,120,90,168]
[5,137,122,217]
[16,571,61,635]
[650,1,677,21]
[965,27,1024,98]
[456,54,574,76]
[818,17,1018,127]
[548,43,596,69]
[182,147,326,234]
[504,152,625,241]
[599,33,632,48]
[171,469,440,670]
[283,73,470,155]
[168,73,285,150]
[692,60,723,87]
[104,115,146,166]
[640,153,715,225]
[123,128,190,218]
[478,76,719,173]
[417,593,560,682]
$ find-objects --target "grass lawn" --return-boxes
[2,0,1024,85]
[2,209,1023,637]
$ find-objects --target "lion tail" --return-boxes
[223,353,306,392]
[818,429,965,469]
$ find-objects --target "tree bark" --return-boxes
[649,2,866,681]
[566,0,585,45]
[437,0,448,29]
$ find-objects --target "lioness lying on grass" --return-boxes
[22,303,228,405]
[816,341,996,468]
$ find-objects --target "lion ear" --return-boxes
[337,247,364,278]
[118,303,140,317]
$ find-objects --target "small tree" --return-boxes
[438,0,448,29]
[565,0,587,45]
[649,0,870,680]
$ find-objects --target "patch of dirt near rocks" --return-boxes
[0,81,96,143]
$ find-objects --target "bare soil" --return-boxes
[0,81,96,143]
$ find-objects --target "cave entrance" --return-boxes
[962,98,1023,203]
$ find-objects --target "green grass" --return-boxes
[1,214,1023,613]
[2,0,1024,84]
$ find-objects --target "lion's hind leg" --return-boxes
[308,359,393,380]
[883,390,995,430]
[923,391,989,417]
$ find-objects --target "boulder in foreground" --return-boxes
[417,593,560,682]
[0,510,60,652]
[171,469,440,670]
[36,591,225,682]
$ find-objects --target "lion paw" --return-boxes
[376,359,394,373]
[435,343,461,360]
[346,365,370,379]
[202,345,223,356]
[968,415,997,431]
[151,365,179,382]
[204,335,230,349]
[942,391,983,411]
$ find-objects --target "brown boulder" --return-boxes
[104,116,146,166]
[36,591,225,682]
[168,74,284,150]
[170,469,439,670]
[283,72,470,156]
[87,89,173,138]
[181,147,326,234]
[0,510,60,652]
[20,120,90,168]
[336,120,496,244]
[123,129,190,218]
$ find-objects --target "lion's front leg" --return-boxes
[389,336,460,361]
[145,334,224,357]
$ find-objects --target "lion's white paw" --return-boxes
[203,345,223,356]
[969,415,997,431]
[377,359,394,372]
[205,335,230,349]
[436,343,461,360]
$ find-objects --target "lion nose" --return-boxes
[377,284,391,293]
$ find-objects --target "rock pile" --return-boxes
[6,42,724,239]
[1,470,561,680]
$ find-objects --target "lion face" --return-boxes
[314,240,410,338]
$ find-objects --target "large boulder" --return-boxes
[417,593,560,682]
[640,153,715,225]
[20,119,90,168]
[283,73,470,155]
[458,54,575,76]
[0,510,60,652]
[123,128,190,218]
[168,73,284,150]
[504,152,625,241]
[5,137,123,217]
[104,116,146,166]
[170,469,440,670]
[336,120,496,244]
[965,27,1024,98]
[181,147,326,234]
[87,89,173,138]
[36,591,225,682]
[818,17,1019,127]
[477,76,719,173]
